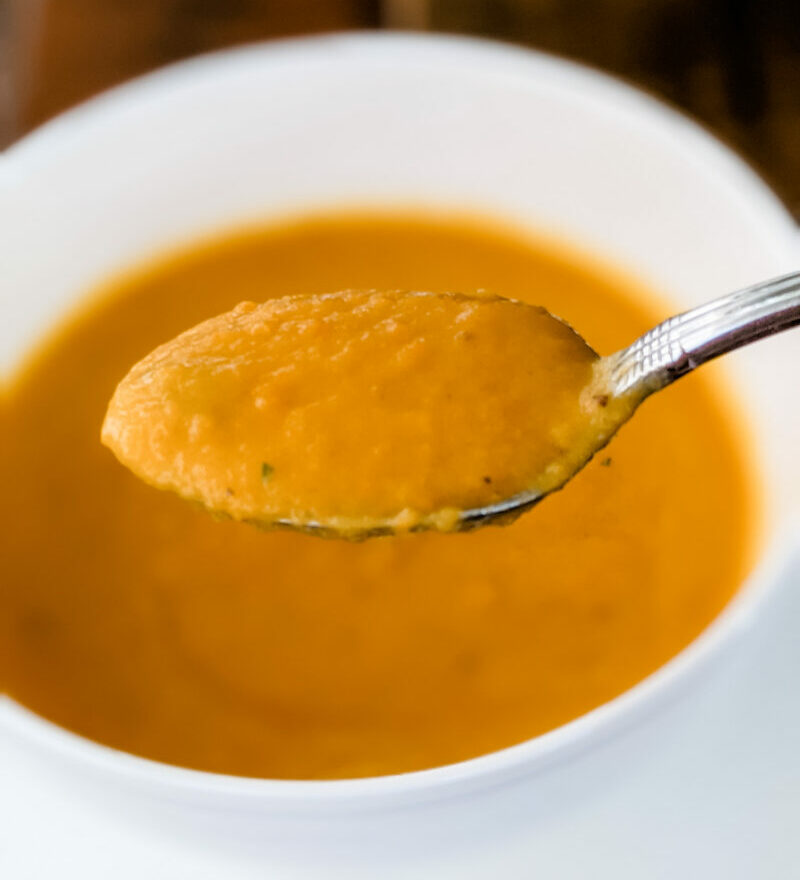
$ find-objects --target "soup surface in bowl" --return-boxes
[1,212,754,780]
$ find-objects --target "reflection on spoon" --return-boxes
[102,275,800,539]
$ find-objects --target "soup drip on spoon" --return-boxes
[102,275,800,538]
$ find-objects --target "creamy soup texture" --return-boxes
[102,290,639,534]
[1,214,753,779]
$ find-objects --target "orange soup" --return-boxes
[102,289,639,535]
[1,213,753,779]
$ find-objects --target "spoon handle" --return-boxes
[606,271,800,396]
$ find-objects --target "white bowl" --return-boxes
[1,32,798,865]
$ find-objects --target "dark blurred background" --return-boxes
[1,0,799,213]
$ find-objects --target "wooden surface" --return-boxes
[9,0,377,131]
[3,0,800,212]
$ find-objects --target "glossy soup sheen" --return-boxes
[1,214,754,779]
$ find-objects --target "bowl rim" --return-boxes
[2,30,798,812]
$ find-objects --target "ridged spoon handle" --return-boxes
[605,271,800,396]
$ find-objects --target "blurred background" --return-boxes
[1,0,798,213]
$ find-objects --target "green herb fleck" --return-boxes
[600,457,612,467]
[261,462,274,483]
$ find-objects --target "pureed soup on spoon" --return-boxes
[101,290,641,536]
[2,214,754,779]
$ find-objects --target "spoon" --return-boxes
[451,270,800,535]
[103,275,800,539]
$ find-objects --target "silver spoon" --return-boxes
[276,271,800,538]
